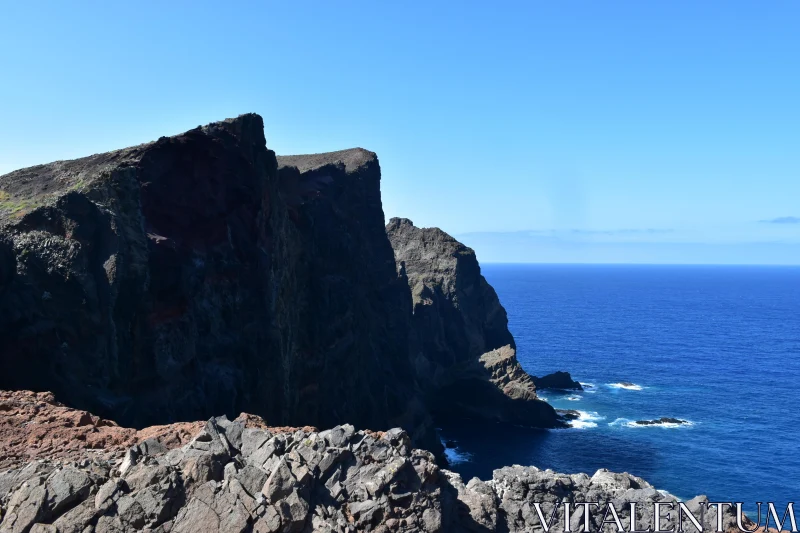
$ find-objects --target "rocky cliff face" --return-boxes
[386,218,561,427]
[0,392,743,533]
[0,115,436,453]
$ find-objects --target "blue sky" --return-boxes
[1,1,798,263]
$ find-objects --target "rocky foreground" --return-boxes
[0,391,744,533]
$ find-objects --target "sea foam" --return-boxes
[569,410,605,429]
[444,446,473,464]
[608,382,644,391]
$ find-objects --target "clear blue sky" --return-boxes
[1,1,798,263]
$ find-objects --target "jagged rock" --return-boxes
[479,345,538,401]
[43,467,92,517]
[386,218,563,428]
[262,458,295,504]
[0,408,745,533]
[252,505,281,533]
[532,371,584,391]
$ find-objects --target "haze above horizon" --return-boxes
[1,1,798,264]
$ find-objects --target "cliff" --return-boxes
[0,391,743,533]
[386,218,561,427]
[0,115,436,453]
[0,116,749,532]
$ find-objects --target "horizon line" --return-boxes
[480,261,800,267]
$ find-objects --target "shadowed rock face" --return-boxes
[386,218,562,427]
[0,115,437,454]
[274,150,436,450]
[0,116,275,429]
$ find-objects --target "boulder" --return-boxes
[532,371,583,391]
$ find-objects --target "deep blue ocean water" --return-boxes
[439,264,800,508]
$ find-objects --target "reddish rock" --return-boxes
[0,390,311,470]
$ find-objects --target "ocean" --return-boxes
[439,264,800,509]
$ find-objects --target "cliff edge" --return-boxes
[386,218,562,427]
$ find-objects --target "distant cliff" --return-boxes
[387,218,561,427]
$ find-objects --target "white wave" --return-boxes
[608,417,632,427]
[444,446,473,464]
[538,395,549,402]
[566,395,581,401]
[608,382,643,391]
[568,410,605,429]
[579,382,595,388]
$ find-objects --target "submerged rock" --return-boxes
[556,409,581,421]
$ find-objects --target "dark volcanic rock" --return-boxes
[274,149,438,451]
[556,409,580,421]
[532,371,583,391]
[0,396,742,533]
[634,417,689,426]
[386,218,562,428]
[0,115,437,454]
[386,218,514,370]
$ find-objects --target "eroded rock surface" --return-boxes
[0,396,742,533]
[0,390,204,470]
[386,218,562,427]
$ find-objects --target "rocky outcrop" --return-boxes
[0,390,314,472]
[0,393,743,533]
[634,418,689,426]
[0,115,437,454]
[0,390,204,470]
[532,371,583,391]
[386,218,562,427]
